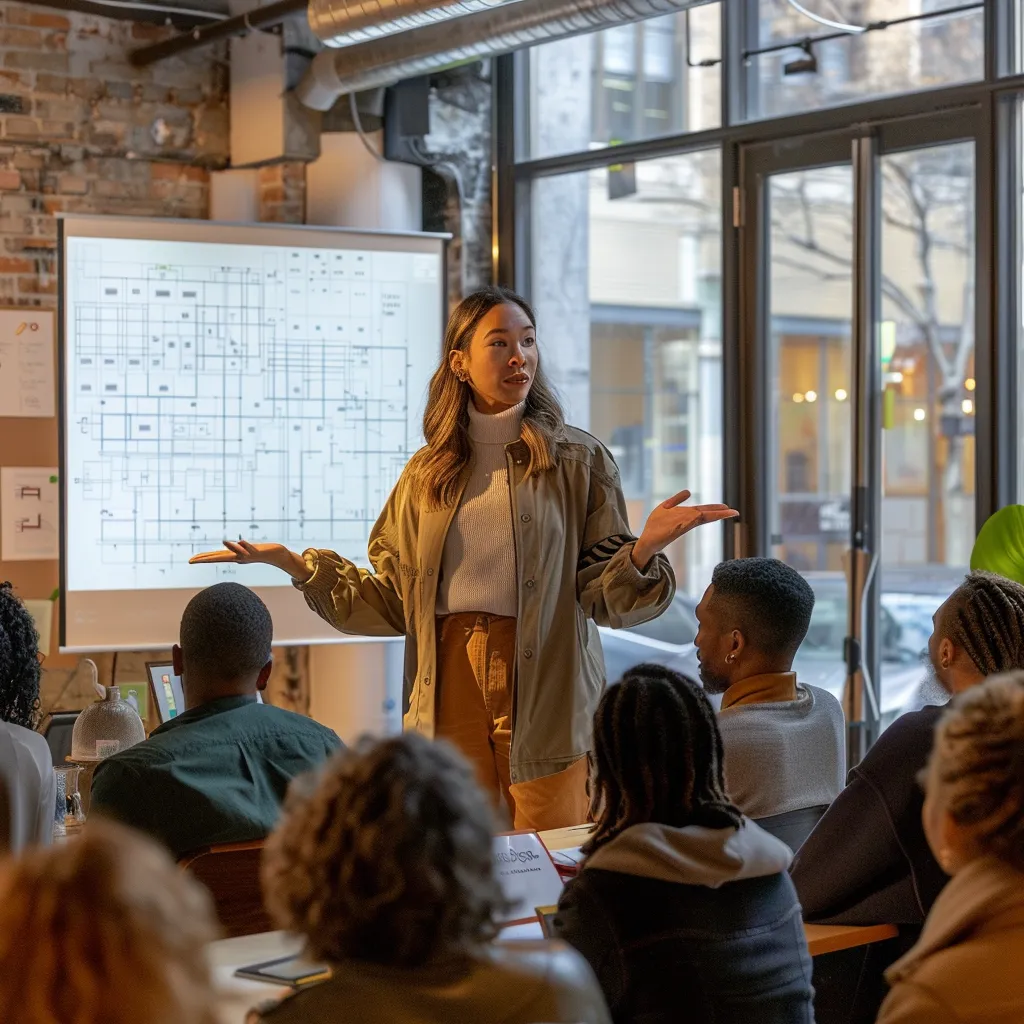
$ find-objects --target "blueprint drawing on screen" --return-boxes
[64,236,440,592]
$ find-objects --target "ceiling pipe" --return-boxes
[129,0,307,66]
[296,0,711,110]
[310,0,524,49]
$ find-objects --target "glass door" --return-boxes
[739,109,984,761]
[740,136,859,752]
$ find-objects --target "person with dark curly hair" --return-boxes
[550,666,814,1024]
[0,581,55,853]
[252,732,611,1024]
[91,583,341,859]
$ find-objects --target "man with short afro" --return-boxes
[91,583,342,859]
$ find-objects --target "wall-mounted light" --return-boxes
[962,399,974,415]
[913,407,927,422]
[783,40,818,76]
[965,377,976,392]
[793,393,805,403]
[804,390,818,403]
[834,388,848,402]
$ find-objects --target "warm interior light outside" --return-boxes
[914,407,927,422]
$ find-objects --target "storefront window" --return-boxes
[525,4,721,161]
[743,0,983,122]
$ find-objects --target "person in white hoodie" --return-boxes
[551,663,815,1024]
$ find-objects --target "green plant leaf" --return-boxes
[971,505,1024,584]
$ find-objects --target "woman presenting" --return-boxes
[191,287,736,830]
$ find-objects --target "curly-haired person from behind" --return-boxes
[877,671,1024,1024]
[0,581,56,853]
[550,665,814,1024]
[252,732,612,1024]
[0,819,220,1024]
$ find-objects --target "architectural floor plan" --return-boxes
[63,236,440,592]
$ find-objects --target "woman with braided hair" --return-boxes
[551,665,815,1024]
[877,671,1024,1023]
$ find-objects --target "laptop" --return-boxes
[145,662,185,724]
[145,662,264,724]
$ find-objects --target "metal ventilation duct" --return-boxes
[296,0,711,110]
[310,0,524,49]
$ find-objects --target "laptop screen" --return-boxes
[146,663,185,724]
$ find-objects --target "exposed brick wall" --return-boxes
[0,3,229,307]
[0,3,230,714]
[257,161,305,224]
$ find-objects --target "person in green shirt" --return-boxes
[91,583,342,860]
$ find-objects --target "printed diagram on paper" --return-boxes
[64,238,439,592]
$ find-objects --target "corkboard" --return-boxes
[0,307,76,670]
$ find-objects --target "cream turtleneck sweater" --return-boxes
[436,400,524,618]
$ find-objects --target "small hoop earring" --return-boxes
[726,654,736,664]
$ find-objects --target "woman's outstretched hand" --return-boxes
[632,491,739,570]
[188,540,312,582]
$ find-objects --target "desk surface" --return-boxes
[210,826,899,1022]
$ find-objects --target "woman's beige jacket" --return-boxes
[296,427,675,784]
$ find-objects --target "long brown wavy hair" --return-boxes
[412,286,566,509]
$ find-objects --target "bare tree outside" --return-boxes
[770,141,976,566]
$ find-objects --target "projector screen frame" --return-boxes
[57,214,449,653]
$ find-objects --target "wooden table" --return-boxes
[210,930,299,1024]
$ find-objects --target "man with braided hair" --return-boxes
[791,570,1024,1023]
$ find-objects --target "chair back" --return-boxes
[179,840,272,938]
[754,804,829,853]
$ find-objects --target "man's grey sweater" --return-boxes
[718,683,846,820]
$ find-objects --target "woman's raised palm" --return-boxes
[189,540,310,580]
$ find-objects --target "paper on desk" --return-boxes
[1,467,59,560]
[0,310,54,417]
[23,599,53,654]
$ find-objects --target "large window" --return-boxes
[530,150,723,609]
[743,0,984,121]
[524,4,721,161]
[510,0,1014,748]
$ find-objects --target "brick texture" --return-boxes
[257,161,305,224]
[0,3,229,711]
[0,2,229,309]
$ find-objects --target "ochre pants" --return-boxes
[435,613,590,832]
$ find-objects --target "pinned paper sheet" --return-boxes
[23,599,53,655]
[0,309,55,417]
[1,467,59,561]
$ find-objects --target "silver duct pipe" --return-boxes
[296,0,710,110]
[310,0,524,49]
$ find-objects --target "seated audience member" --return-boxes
[91,582,341,859]
[694,558,845,846]
[254,732,612,1024]
[792,570,1024,927]
[877,671,1024,1024]
[0,819,219,1024]
[552,665,814,1024]
[0,582,56,853]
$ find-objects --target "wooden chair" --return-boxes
[179,840,273,938]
